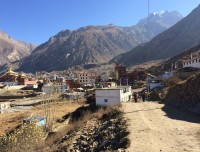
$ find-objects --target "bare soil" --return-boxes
[122,101,200,152]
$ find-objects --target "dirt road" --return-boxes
[122,101,200,152]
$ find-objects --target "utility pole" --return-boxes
[148,0,150,37]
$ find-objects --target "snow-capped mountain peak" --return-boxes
[153,11,166,17]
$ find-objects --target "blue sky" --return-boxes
[0,0,199,44]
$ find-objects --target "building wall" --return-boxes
[120,87,132,102]
[0,102,10,110]
[95,86,132,106]
[77,72,96,85]
[183,58,200,69]
[66,79,80,89]
[96,89,121,106]
[0,74,17,82]
[115,64,127,85]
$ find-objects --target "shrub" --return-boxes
[0,122,46,152]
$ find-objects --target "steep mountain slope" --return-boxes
[18,11,182,72]
[0,31,36,66]
[111,4,200,66]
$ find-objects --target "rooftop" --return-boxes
[95,86,130,90]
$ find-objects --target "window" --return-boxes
[199,59,200,63]
[196,59,198,62]
[104,99,108,102]
[123,88,126,93]
[80,80,82,82]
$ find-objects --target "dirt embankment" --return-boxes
[56,105,130,152]
[164,72,200,114]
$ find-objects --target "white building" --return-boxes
[0,101,10,114]
[183,57,200,69]
[95,86,132,106]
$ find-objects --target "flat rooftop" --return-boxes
[95,86,130,90]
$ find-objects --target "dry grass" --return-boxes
[163,75,181,88]
[48,106,118,151]
[0,103,121,151]
[0,101,84,135]
[0,122,46,152]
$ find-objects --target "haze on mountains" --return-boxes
[111,4,200,67]
[17,11,182,72]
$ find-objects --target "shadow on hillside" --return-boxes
[161,104,200,123]
[124,108,160,114]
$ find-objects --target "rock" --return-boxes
[80,134,87,139]
[96,140,109,150]
[97,121,112,132]
[81,141,88,146]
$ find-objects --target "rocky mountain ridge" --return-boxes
[0,31,36,66]
[111,4,200,67]
[17,11,182,72]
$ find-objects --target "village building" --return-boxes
[183,53,200,69]
[115,64,127,85]
[0,69,18,86]
[66,79,80,89]
[76,71,96,86]
[95,86,132,106]
[17,73,38,87]
[127,68,146,84]
[0,69,37,87]
[147,74,163,90]
[0,101,11,114]
[97,82,116,88]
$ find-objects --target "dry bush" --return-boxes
[163,75,181,88]
[0,122,46,152]
[47,106,115,150]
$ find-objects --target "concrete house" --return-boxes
[76,71,96,86]
[95,86,132,106]
[0,101,11,114]
[183,56,200,69]
[147,74,163,90]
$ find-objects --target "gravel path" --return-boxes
[122,101,200,152]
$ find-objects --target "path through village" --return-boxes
[122,99,200,152]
